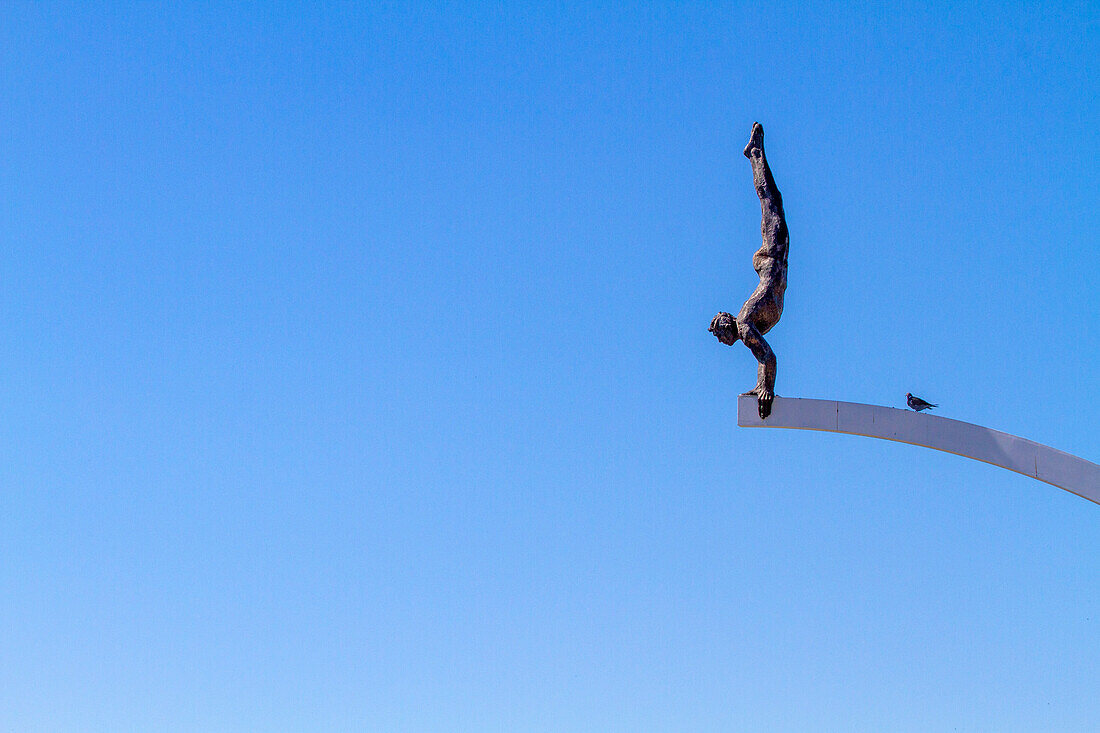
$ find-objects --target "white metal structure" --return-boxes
[737,396,1100,505]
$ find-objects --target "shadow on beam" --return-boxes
[738,396,1100,506]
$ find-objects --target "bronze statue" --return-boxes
[709,122,789,419]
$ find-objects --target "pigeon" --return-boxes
[906,393,937,412]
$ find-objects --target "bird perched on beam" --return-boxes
[906,393,937,412]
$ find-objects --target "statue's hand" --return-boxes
[742,386,774,419]
[756,387,773,420]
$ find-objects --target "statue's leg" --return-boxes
[744,123,787,257]
[736,319,776,419]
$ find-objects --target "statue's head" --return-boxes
[709,312,738,345]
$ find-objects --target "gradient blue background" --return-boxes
[2,2,1098,730]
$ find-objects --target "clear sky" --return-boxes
[2,2,1098,731]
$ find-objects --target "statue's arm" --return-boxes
[736,320,776,419]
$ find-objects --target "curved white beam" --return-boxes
[737,396,1100,505]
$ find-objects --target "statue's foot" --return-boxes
[743,122,764,158]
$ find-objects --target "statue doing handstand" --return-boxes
[710,122,789,420]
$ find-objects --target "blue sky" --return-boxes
[1,2,1098,730]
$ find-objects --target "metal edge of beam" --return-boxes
[737,395,1100,506]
